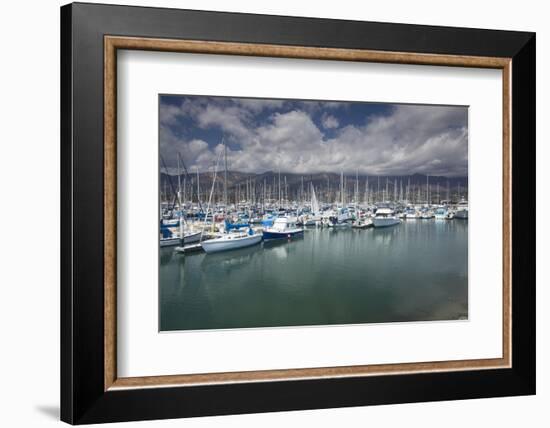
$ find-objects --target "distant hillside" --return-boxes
[160,171,468,204]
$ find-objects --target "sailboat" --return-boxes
[201,227,262,253]
[197,138,263,254]
[326,172,352,227]
[303,183,322,226]
[159,226,181,247]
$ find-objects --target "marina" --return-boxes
[158,94,469,331]
[159,157,469,255]
[159,162,469,331]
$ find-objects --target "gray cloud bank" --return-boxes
[160,97,468,177]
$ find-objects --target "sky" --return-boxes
[159,95,468,177]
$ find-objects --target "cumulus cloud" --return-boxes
[321,113,339,129]
[159,96,468,177]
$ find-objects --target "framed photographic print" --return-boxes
[60,2,536,424]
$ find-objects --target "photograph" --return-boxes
[158,95,469,331]
[55,2,537,424]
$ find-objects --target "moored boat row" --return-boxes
[161,199,469,254]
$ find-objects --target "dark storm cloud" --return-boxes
[160,96,468,177]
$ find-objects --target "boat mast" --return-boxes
[223,138,228,209]
[177,153,182,208]
[301,176,304,205]
[355,169,359,205]
[196,167,200,205]
[183,176,186,205]
[278,168,281,209]
[426,175,429,205]
[284,176,287,208]
[340,171,344,206]
[199,149,223,241]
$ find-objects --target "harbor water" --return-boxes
[159,220,468,331]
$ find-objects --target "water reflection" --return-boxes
[160,221,468,331]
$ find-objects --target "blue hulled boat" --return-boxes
[262,217,304,240]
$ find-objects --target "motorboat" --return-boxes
[325,207,352,227]
[434,206,448,220]
[262,216,304,240]
[455,200,469,219]
[260,213,276,228]
[372,208,401,228]
[419,208,435,219]
[404,207,418,219]
[201,228,262,254]
[352,218,373,229]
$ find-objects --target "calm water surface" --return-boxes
[160,220,468,331]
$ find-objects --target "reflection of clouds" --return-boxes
[159,221,468,330]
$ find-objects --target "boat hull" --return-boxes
[352,223,373,229]
[160,237,180,247]
[262,229,304,240]
[326,222,351,228]
[373,218,401,228]
[454,210,468,219]
[183,231,201,244]
[161,219,180,227]
[201,234,262,253]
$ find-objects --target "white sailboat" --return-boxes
[304,183,322,226]
[201,229,262,253]
[311,183,320,216]
[159,232,181,247]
